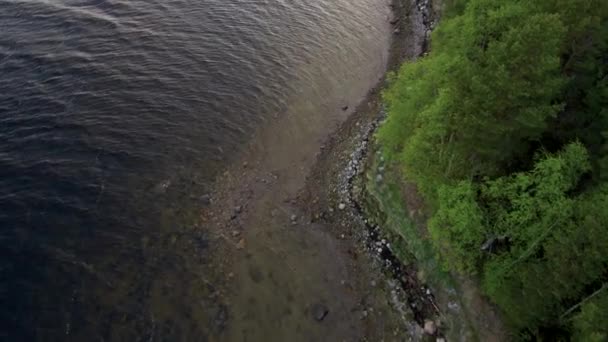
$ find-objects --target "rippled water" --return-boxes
[0,0,389,340]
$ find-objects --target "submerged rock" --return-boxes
[311,303,329,322]
[153,179,172,194]
[214,304,229,331]
[200,194,212,205]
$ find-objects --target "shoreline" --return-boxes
[197,0,439,340]
[310,0,508,340]
[301,0,443,335]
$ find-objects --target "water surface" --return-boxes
[0,0,390,340]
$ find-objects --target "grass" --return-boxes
[361,150,483,341]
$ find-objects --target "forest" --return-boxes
[378,0,608,339]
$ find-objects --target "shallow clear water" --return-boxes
[0,0,389,340]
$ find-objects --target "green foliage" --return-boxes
[379,0,608,338]
[440,0,470,18]
[380,0,567,202]
[572,287,608,342]
[429,181,486,274]
[480,143,595,331]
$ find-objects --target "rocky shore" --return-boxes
[303,0,507,340]
[195,0,447,340]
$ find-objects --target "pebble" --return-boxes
[236,238,246,250]
[290,214,298,222]
[338,203,346,210]
[235,206,242,214]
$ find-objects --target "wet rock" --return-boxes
[236,238,246,250]
[311,303,329,322]
[200,194,212,205]
[424,320,437,335]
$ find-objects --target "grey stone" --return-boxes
[311,303,329,322]
[424,320,437,335]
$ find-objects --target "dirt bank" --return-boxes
[196,0,436,340]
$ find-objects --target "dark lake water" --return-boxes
[0,0,389,340]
